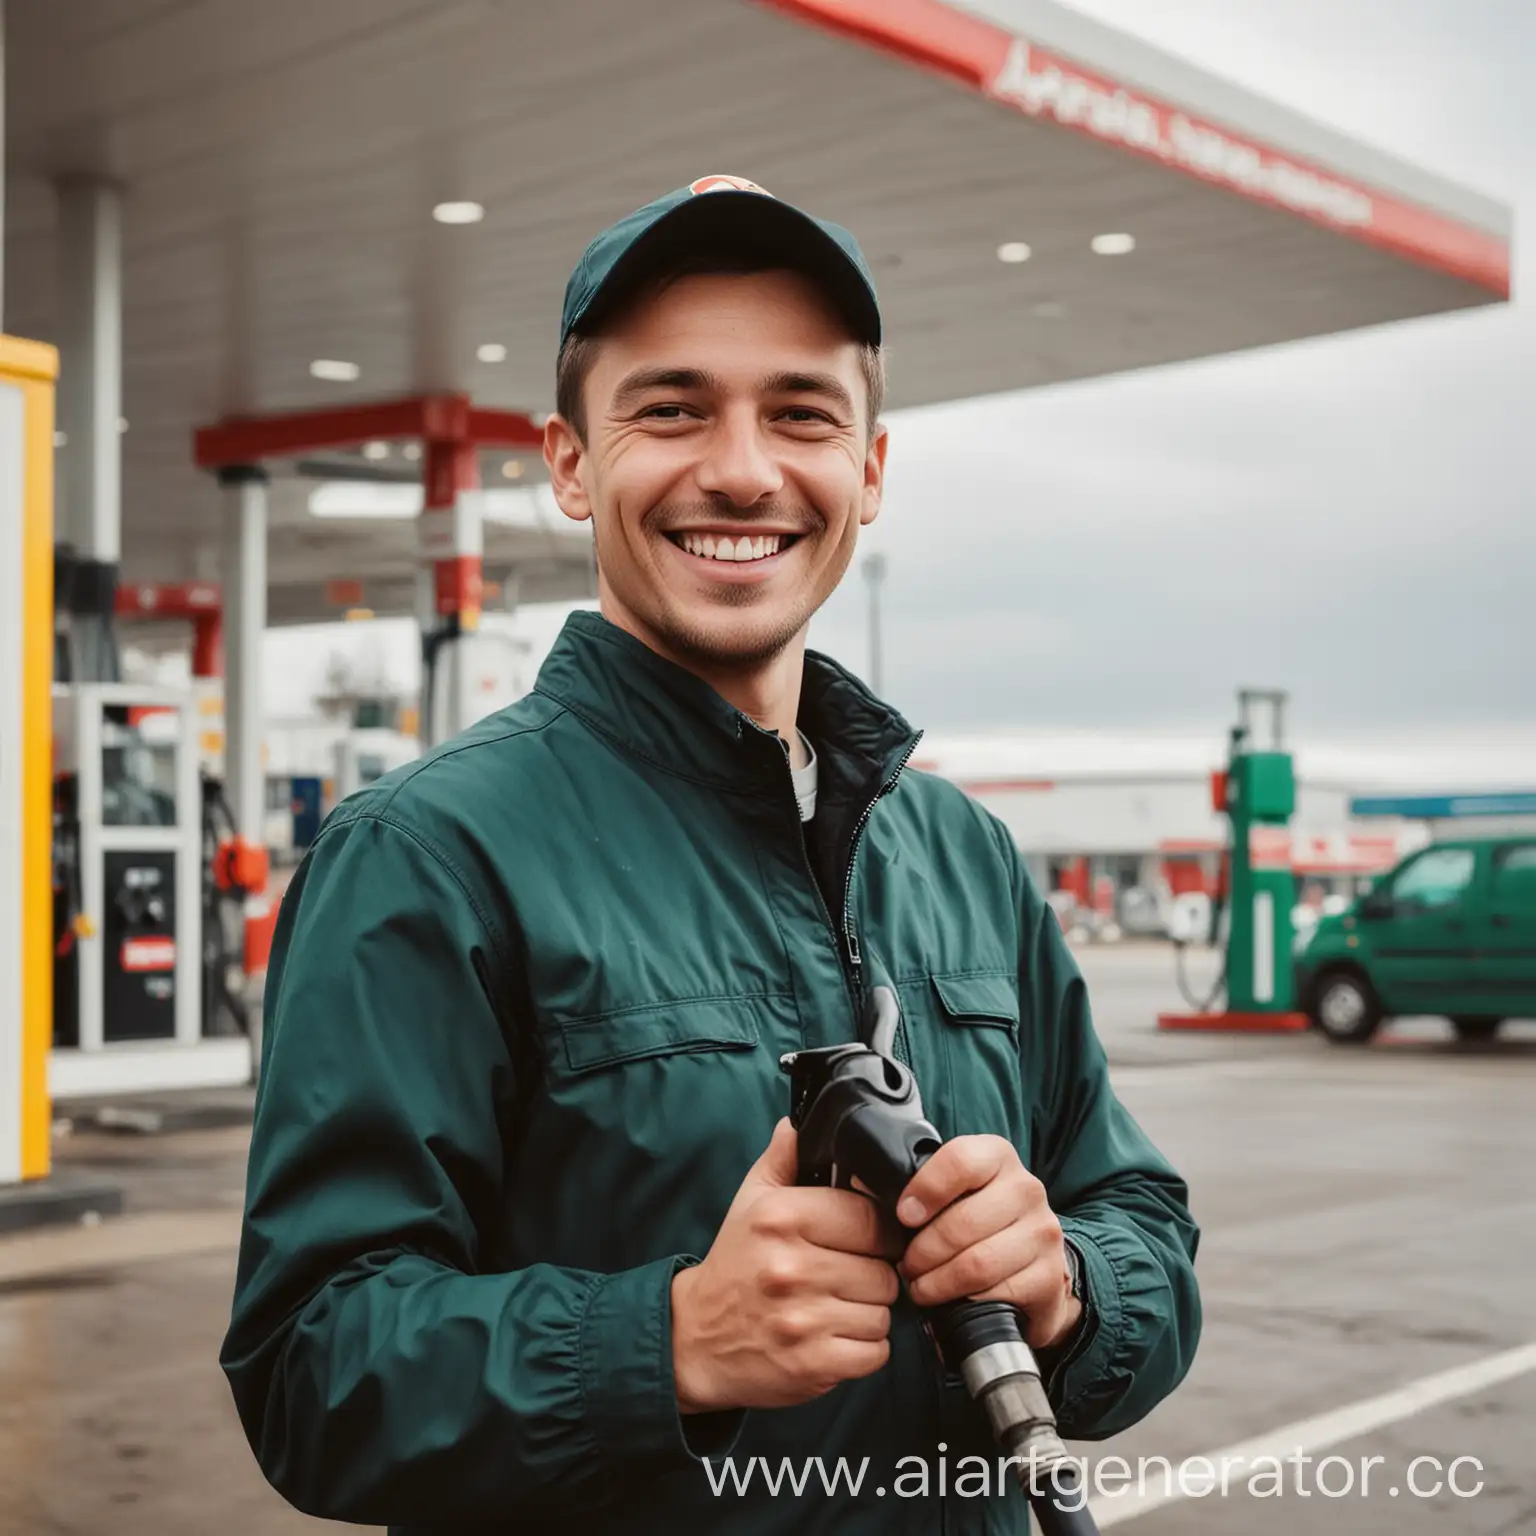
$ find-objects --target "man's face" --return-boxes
[544,269,887,672]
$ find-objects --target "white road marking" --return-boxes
[1091,1341,1536,1526]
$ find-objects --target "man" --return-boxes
[222,177,1200,1534]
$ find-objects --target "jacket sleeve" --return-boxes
[220,809,742,1526]
[998,825,1203,1440]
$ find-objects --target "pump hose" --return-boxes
[929,1299,1098,1531]
[1171,850,1229,1014]
[1173,935,1226,1014]
[200,773,252,1041]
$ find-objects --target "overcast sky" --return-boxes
[269,0,1534,770]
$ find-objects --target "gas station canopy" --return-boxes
[3,0,1512,624]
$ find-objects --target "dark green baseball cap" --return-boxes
[560,175,881,349]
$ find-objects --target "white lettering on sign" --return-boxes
[1248,825,1294,871]
[989,40,1374,228]
[121,936,177,973]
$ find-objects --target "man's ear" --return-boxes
[544,414,593,524]
[860,423,889,527]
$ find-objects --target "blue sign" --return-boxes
[1350,791,1536,819]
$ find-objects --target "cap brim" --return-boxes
[571,190,881,347]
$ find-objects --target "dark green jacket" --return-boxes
[222,610,1199,1534]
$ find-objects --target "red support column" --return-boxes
[422,437,483,628]
[192,610,223,677]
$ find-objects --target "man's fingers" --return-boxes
[822,1252,902,1307]
[791,1187,892,1256]
[744,1116,801,1191]
[817,1336,891,1385]
[825,1299,894,1343]
[896,1135,1013,1227]
[771,1296,890,1348]
[904,1223,1039,1307]
[899,1174,1033,1277]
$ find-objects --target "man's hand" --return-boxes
[894,1135,1081,1352]
[671,1118,901,1414]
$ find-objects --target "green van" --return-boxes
[1296,837,1536,1043]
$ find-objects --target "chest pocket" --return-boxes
[897,970,1028,1148]
[516,993,800,1271]
[555,996,765,1072]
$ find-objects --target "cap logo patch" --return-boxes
[689,174,773,197]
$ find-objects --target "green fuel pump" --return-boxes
[1160,689,1309,1033]
[1224,689,1297,1013]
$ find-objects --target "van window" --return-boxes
[1492,845,1536,908]
[1390,847,1475,910]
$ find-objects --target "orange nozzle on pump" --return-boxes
[215,837,270,896]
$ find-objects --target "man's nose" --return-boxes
[694,408,784,508]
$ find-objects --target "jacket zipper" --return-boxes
[774,732,920,1032]
[838,734,923,1002]
[777,750,865,1029]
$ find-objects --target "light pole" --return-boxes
[863,552,887,695]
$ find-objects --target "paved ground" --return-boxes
[2,944,1532,1534]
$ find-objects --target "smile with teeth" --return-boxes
[671,531,796,563]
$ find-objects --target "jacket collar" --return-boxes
[533,609,920,805]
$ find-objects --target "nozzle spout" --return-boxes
[869,984,900,1058]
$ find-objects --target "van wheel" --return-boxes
[1450,1016,1503,1042]
[1311,970,1382,1044]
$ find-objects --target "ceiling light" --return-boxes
[309,483,422,519]
[401,442,422,462]
[477,342,508,364]
[53,430,68,448]
[118,417,129,433]
[501,459,525,480]
[433,200,485,225]
[997,242,1032,264]
[310,358,360,382]
[361,440,390,460]
[1031,301,1066,319]
[1091,232,1136,256]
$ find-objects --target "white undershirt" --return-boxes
[791,732,818,822]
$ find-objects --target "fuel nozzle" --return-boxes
[781,987,1096,1533]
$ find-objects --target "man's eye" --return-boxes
[780,408,832,424]
[642,404,690,420]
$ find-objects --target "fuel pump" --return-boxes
[51,684,262,1080]
[1160,689,1309,1033]
[52,685,203,1051]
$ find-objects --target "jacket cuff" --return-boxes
[1050,1222,1123,1420]
[1035,1238,1098,1394]
[579,1254,746,1465]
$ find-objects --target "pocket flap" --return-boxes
[558,996,767,1072]
[931,971,1020,1029]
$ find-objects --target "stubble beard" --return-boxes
[597,497,855,672]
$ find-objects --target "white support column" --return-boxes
[56,180,123,564]
[54,179,125,683]
[220,466,268,849]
